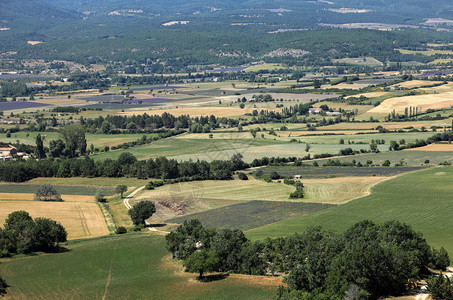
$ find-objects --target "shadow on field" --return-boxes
[198,274,229,282]
[146,223,167,228]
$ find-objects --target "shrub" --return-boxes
[426,272,453,300]
[238,173,248,180]
[95,190,107,202]
[115,226,127,234]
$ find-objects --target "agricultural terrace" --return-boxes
[247,167,453,262]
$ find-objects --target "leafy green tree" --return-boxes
[82,156,96,177]
[431,247,450,271]
[128,201,156,226]
[60,124,87,157]
[0,276,7,297]
[94,190,106,202]
[118,152,137,165]
[49,139,65,158]
[184,250,220,279]
[34,184,62,202]
[166,219,215,260]
[210,229,248,273]
[426,272,453,300]
[115,185,127,198]
[34,134,46,159]
[32,217,67,251]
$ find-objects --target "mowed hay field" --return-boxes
[137,178,296,203]
[246,167,453,261]
[0,235,279,300]
[302,176,392,204]
[406,144,453,151]
[369,83,453,114]
[0,200,108,240]
[391,80,443,89]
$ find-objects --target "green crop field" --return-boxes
[258,166,427,178]
[314,150,453,166]
[0,234,278,299]
[246,166,453,262]
[167,201,332,231]
[168,143,388,163]
[91,137,284,161]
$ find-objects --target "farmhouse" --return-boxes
[309,108,323,114]
[0,145,17,160]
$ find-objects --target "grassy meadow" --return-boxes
[0,234,279,300]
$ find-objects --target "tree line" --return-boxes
[0,153,247,183]
[166,219,450,299]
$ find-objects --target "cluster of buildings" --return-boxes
[0,146,28,161]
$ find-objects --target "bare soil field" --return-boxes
[0,200,108,239]
[406,144,453,151]
[391,80,443,89]
[27,41,43,45]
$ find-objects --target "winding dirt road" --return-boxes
[123,186,169,233]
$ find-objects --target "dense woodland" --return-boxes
[167,219,449,299]
[1,0,453,70]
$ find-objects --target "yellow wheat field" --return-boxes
[0,198,109,240]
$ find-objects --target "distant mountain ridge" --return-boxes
[0,0,79,30]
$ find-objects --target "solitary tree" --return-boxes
[34,184,62,202]
[184,250,220,280]
[115,185,127,198]
[128,201,156,226]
